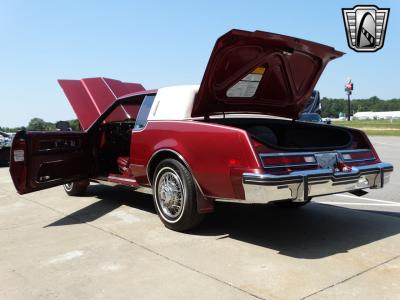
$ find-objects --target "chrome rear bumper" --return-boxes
[242,162,393,204]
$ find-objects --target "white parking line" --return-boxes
[333,193,399,205]
[318,201,400,207]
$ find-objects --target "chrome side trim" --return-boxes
[242,162,393,204]
[146,148,207,198]
[91,178,152,194]
[91,178,118,187]
[108,176,137,183]
[214,197,248,204]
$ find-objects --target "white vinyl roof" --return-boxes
[147,85,200,121]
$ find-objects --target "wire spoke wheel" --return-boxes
[156,168,185,219]
[152,158,204,232]
[153,159,204,231]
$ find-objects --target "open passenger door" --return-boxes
[9,130,93,194]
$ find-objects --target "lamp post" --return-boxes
[345,79,354,121]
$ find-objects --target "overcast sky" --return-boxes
[1,0,399,127]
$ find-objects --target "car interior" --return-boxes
[206,118,354,151]
[96,100,143,176]
[94,94,155,177]
[98,120,136,175]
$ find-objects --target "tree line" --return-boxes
[321,96,400,118]
[0,118,81,132]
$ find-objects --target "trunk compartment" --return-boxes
[207,118,352,151]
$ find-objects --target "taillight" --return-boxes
[12,139,26,161]
[339,149,375,163]
[9,132,28,194]
[349,129,381,163]
[260,154,317,169]
[13,149,25,162]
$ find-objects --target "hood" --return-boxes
[58,77,145,130]
[192,30,344,119]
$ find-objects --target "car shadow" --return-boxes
[45,185,156,227]
[46,185,400,259]
[194,202,400,259]
[355,209,400,219]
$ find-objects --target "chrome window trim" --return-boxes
[132,94,157,132]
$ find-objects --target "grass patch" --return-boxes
[333,119,400,136]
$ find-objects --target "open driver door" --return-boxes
[9,130,93,194]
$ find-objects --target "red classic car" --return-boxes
[10,30,393,231]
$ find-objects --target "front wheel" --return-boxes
[153,158,204,231]
[63,179,89,196]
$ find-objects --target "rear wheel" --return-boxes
[63,180,89,196]
[153,158,204,231]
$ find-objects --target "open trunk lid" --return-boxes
[192,29,344,119]
[58,77,145,130]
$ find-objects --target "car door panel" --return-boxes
[10,130,93,194]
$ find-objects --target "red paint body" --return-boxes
[130,120,261,200]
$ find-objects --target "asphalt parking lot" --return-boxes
[1,136,399,300]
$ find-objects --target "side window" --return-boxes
[134,95,156,130]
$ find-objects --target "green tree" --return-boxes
[27,118,56,131]
[0,125,26,132]
[68,119,81,131]
[320,97,400,117]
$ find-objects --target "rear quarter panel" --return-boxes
[130,120,261,199]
